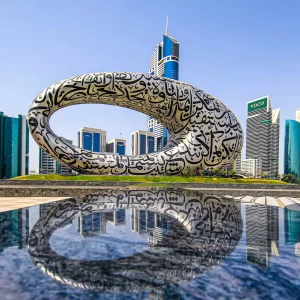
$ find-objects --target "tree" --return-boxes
[283,173,295,183]
[182,168,194,178]
[213,168,219,175]
[221,169,226,177]
[229,170,236,177]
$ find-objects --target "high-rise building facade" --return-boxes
[0,112,29,179]
[39,138,73,175]
[147,18,179,151]
[246,96,280,179]
[226,151,242,175]
[131,130,155,155]
[284,119,300,178]
[106,138,126,155]
[78,127,106,152]
[241,158,262,178]
[39,149,55,174]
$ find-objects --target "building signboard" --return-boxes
[248,97,268,113]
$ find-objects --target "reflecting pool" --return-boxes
[0,189,300,299]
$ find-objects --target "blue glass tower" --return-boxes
[78,127,106,153]
[284,120,300,178]
[0,112,29,179]
[106,138,126,155]
[148,17,179,151]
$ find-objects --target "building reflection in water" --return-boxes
[0,208,29,252]
[246,205,280,268]
[284,208,300,256]
[78,209,126,236]
[130,208,168,246]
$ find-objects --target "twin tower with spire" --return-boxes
[147,17,180,152]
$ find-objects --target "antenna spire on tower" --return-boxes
[165,16,168,36]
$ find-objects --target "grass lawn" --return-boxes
[11,174,287,184]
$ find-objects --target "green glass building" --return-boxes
[284,120,300,178]
[0,112,29,179]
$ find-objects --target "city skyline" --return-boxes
[0,1,300,173]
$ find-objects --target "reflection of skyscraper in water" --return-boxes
[106,209,126,226]
[78,209,126,236]
[246,205,279,268]
[78,212,107,236]
[130,208,168,246]
[131,209,148,234]
[284,208,300,256]
[148,214,169,246]
[0,208,29,252]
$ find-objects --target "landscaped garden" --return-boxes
[12,174,287,184]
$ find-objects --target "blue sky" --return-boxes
[0,0,299,173]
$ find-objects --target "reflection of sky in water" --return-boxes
[0,197,299,300]
[50,211,148,260]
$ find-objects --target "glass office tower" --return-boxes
[246,96,280,179]
[147,18,179,151]
[77,127,106,152]
[106,138,126,155]
[284,120,300,178]
[0,112,29,179]
[131,130,155,155]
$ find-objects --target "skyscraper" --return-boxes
[39,138,73,175]
[284,119,300,178]
[0,112,29,179]
[246,96,280,179]
[39,148,55,174]
[147,17,179,151]
[131,130,155,155]
[78,127,106,152]
[106,138,126,155]
[241,158,262,178]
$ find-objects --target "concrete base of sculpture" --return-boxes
[28,72,243,175]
